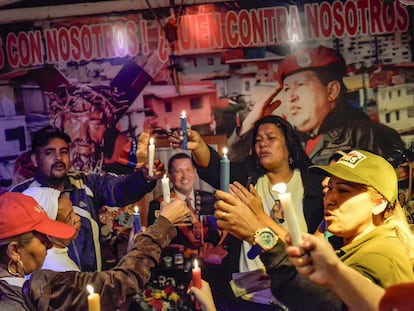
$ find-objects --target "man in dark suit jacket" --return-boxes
[148,152,218,249]
[147,153,241,310]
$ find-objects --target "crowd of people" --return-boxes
[1,45,414,311]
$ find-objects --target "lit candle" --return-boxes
[272,183,303,246]
[133,205,141,233]
[162,174,171,203]
[220,147,230,192]
[192,259,202,288]
[180,110,188,150]
[148,137,155,177]
[86,284,101,311]
[192,258,202,310]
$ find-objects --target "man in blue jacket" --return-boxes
[10,125,165,272]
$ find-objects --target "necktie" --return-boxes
[185,197,194,213]
[184,197,196,224]
[183,197,203,245]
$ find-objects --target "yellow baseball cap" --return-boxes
[310,150,398,204]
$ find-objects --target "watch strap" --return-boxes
[247,244,263,259]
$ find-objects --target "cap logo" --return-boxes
[296,52,312,68]
[34,204,45,214]
[337,151,366,168]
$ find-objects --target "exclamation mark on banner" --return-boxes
[140,20,149,55]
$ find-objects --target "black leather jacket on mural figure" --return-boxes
[300,99,410,167]
[228,99,410,167]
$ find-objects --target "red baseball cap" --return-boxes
[379,282,414,311]
[276,45,346,84]
[0,192,76,240]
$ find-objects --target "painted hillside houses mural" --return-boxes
[0,0,413,224]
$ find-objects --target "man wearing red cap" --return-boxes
[228,45,409,169]
[10,125,166,273]
[0,192,190,311]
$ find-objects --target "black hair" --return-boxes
[250,115,312,175]
[31,125,71,153]
[313,65,348,97]
[168,152,192,174]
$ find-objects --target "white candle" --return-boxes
[86,284,101,311]
[162,174,171,203]
[148,137,155,177]
[272,183,303,246]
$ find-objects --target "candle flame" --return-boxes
[134,206,139,213]
[181,110,186,117]
[193,259,199,269]
[87,284,94,295]
[272,183,287,193]
[149,137,154,145]
[223,147,228,155]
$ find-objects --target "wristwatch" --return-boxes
[253,228,278,251]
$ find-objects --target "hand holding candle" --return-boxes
[148,137,155,177]
[87,284,101,311]
[272,183,303,246]
[220,147,230,192]
[192,259,202,288]
[133,205,141,233]
[180,110,188,150]
[162,174,171,203]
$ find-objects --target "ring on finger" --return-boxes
[222,211,227,219]
[298,252,309,265]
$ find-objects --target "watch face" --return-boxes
[259,232,275,245]
[256,229,277,250]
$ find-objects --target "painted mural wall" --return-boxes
[0,0,413,211]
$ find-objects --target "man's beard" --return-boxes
[70,140,100,173]
[44,163,67,186]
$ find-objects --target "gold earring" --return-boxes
[7,259,25,277]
